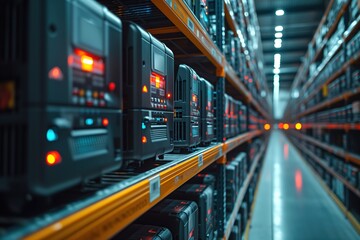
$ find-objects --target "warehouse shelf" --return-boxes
[223,0,263,95]
[223,143,267,239]
[344,15,360,40]
[289,131,360,166]
[300,50,360,108]
[302,123,360,130]
[151,0,269,119]
[301,40,344,96]
[224,130,263,154]
[310,0,350,65]
[295,10,360,111]
[224,1,246,49]
[2,131,264,240]
[151,0,224,70]
[297,86,360,118]
[295,141,360,199]
[291,0,350,94]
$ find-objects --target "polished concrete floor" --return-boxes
[249,130,359,240]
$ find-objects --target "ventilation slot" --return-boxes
[0,0,27,64]
[175,76,186,101]
[150,127,167,142]
[174,121,186,142]
[0,124,27,177]
[70,134,108,158]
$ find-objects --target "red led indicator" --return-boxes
[102,118,109,127]
[108,82,116,92]
[46,151,62,166]
[167,93,171,98]
[48,67,63,80]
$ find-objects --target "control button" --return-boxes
[99,92,105,99]
[93,99,98,106]
[86,90,92,97]
[99,100,106,107]
[72,96,78,104]
[151,97,154,102]
[93,91,99,98]
[72,88,79,95]
[79,89,85,97]
[151,103,154,108]
[86,100,93,107]
[79,98,86,105]
[85,118,94,126]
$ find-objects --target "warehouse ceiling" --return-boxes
[254,0,329,90]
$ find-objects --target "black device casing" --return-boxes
[170,184,214,240]
[200,78,215,145]
[174,65,201,149]
[113,224,173,240]
[0,0,122,196]
[138,199,199,240]
[122,22,174,160]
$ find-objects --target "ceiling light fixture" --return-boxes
[275,32,283,38]
[275,25,283,32]
[275,9,285,16]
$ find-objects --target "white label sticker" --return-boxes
[149,175,160,202]
[165,0,172,7]
[188,18,194,32]
[198,154,203,167]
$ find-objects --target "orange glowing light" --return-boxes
[142,136,147,143]
[48,67,63,80]
[295,122,302,130]
[264,123,271,130]
[283,123,289,130]
[155,75,160,88]
[192,94,197,102]
[81,55,94,72]
[102,118,109,127]
[46,151,62,166]
[142,85,148,93]
[167,93,171,98]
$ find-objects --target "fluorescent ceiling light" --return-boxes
[273,74,280,82]
[275,26,283,31]
[274,43,282,48]
[273,69,280,74]
[275,9,284,16]
[275,32,283,38]
[274,54,281,69]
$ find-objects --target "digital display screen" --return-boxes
[153,46,165,74]
[150,72,165,96]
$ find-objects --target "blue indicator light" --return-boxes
[142,122,146,130]
[85,118,94,126]
[46,129,58,142]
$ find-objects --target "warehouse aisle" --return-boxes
[249,130,359,240]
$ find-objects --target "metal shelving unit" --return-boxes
[2,131,266,240]
[0,1,270,239]
[283,0,360,233]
